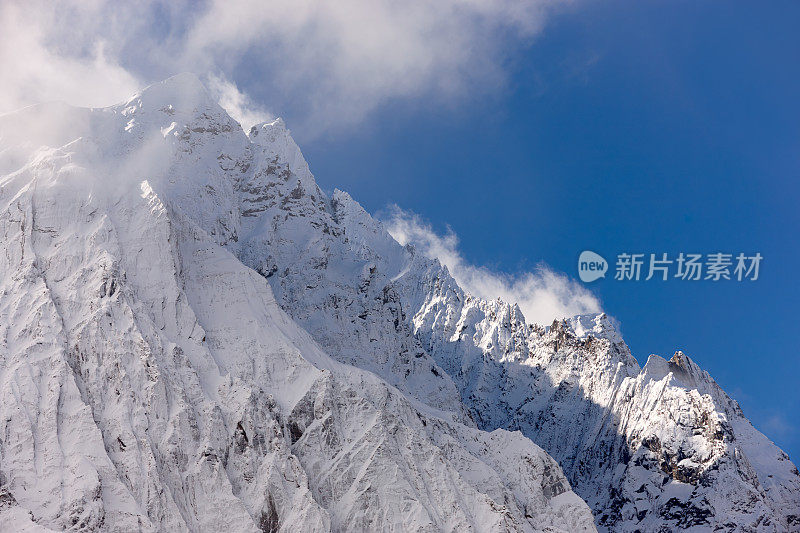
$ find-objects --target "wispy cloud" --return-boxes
[0,2,140,114]
[384,207,602,325]
[206,74,274,131]
[0,0,563,136]
[184,0,557,133]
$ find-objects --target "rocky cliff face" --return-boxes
[0,74,796,532]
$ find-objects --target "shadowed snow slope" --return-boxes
[1,74,798,532]
[0,74,594,532]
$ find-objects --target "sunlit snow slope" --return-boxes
[0,74,797,532]
[0,75,595,532]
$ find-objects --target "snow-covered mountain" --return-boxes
[0,74,796,532]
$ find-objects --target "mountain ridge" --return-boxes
[0,74,797,532]
[0,74,595,532]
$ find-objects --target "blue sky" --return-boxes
[298,1,800,459]
[3,1,797,459]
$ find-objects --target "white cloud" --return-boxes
[0,0,562,135]
[206,74,274,131]
[385,207,602,325]
[0,2,140,114]
[184,0,557,133]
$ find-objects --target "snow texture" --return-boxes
[0,74,594,532]
[0,73,797,532]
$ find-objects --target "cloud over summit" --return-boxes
[1,0,560,136]
[385,207,602,326]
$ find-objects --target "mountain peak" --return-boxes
[1,75,797,533]
[140,72,208,97]
[248,117,311,180]
[123,72,219,118]
[567,312,624,344]
[248,117,287,144]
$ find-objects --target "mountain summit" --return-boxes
[0,75,797,532]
